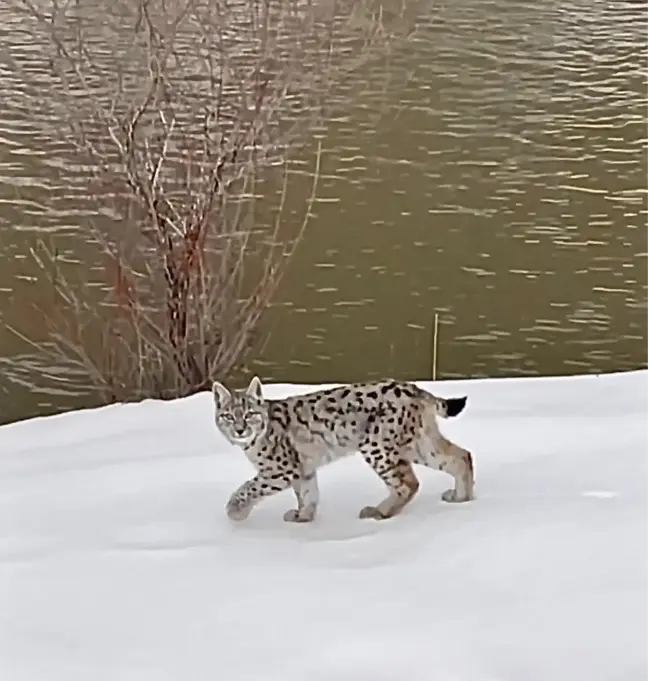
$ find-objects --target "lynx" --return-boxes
[212,376,474,523]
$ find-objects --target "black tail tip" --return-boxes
[445,396,467,417]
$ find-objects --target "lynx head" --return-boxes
[212,376,269,447]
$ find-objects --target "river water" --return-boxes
[0,0,646,423]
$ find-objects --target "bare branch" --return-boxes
[5,0,411,404]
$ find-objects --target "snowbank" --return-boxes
[1,371,647,681]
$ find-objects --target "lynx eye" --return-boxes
[220,413,234,423]
[245,411,260,420]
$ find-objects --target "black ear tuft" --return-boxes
[445,396,467,417]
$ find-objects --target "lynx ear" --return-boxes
[246,376,263,401]
[212,381,231,410]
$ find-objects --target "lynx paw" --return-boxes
[226,498,252,521]
[441,489,471,503]
[283,508,315,523]
[359,505,387,520]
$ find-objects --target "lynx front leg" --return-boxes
[284,472,320,523]
[226,473,295,521]
[359,449,420,520]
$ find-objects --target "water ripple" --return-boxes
[0,0,646,421]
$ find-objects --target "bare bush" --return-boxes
[6,0,410,405]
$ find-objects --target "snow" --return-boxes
[0,370,647,681]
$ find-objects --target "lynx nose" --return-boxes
[234,426,246,437]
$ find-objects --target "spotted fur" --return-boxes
[212,376,474,523]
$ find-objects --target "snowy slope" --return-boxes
[0,371,646,681]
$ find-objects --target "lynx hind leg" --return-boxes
[284,473,320,523]
[434,438,474,503]
[359,448,420,520]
